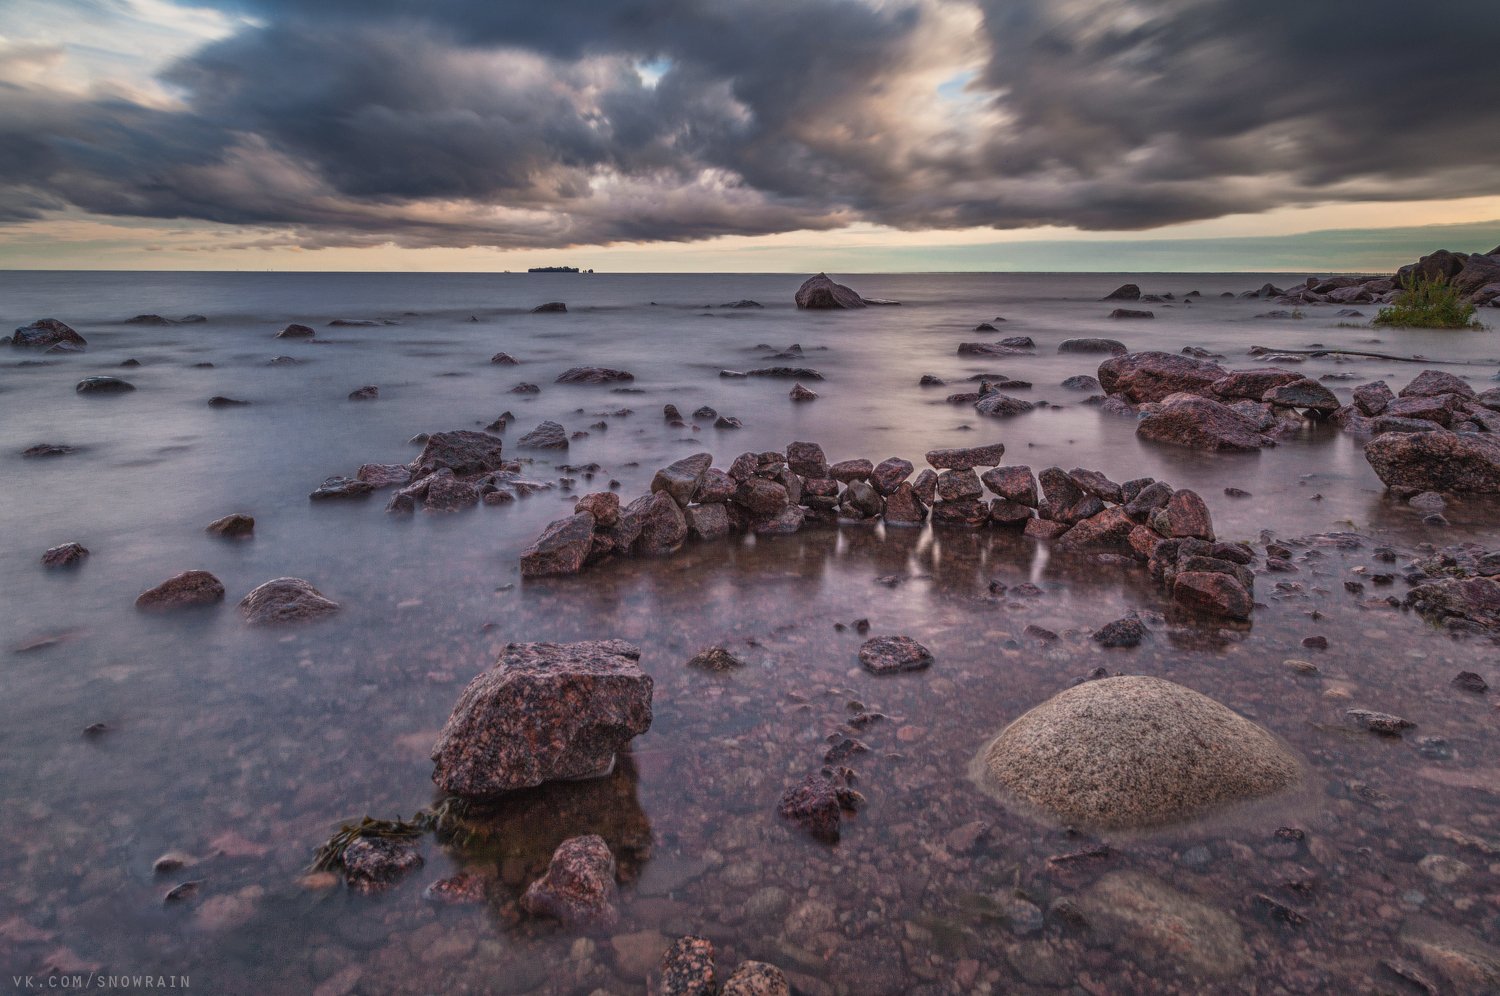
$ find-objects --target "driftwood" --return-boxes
[1248,345,1495,366]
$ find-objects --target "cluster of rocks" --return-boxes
[654,935,791,995]
[1398,546,1500,635]
[131,572,338,624]
[1245,245,1500,308]
[310,428,560,512]
[521,442,1259,619]
[1346,373,1500,496]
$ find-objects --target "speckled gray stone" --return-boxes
[980,675,1300,829]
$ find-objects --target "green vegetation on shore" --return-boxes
[1373,273,1485,329]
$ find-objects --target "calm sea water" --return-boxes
[2,271,1498,994]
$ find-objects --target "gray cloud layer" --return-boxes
[3,0,1498,249]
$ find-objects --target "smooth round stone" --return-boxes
[978,675,1300,829]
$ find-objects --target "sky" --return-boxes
[2,0,1498,272]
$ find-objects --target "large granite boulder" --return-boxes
[1137,397,1272,451]
[238,577,340,625]
[794,273,866,309]
[431,640,653,796]
[979,676,1299,829]
[1364,431,1500,494]
[10,319,87,349]
[135,570,225,611]
[521,513,596,577]
[520,834,620,931]
[629,491,689,554]
[1098,351,1228,404]
[411,430,506,477]
[518,420,569,450]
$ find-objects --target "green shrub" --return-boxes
[1373,273,1483,329]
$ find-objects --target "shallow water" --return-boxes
[2,272,1499,994]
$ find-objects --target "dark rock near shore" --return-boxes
[686,646,745,671]
[982,465,1037,506]
[652,453,714,505]
[789,383,818,401]
[657,935,717,995]
[1353,380,1396,416]
[207,396,250,407]
[520,835,619,930]
[1365,431,1500,494]
[206,514,255,539]
[23,443,76,458]
[747,366,823,380]
[1103,283,1141,301]
[1109,309,1154,320]
[432,640,651,795]
[1173,571,1253,620]
[490,352,520,365]
[925,442,1004,470]
[238,577,339,625]
[341,837,423,894]
[1058,337,1128,355]
[1406,576,1500,631]
[1062,374,1102,391]
[347,385,379,401]
[531,302,567,313]
[1138,397,1273,451]
[777,773,859,842]
[135,570,225,611]
[412,430,507,477]
[310,476,374,500]
[76,376,135,394]
[631,491,689,554]
[275,323,316,338]
[1401,370,1475,399]
[794,273,865,309]
[975,393,1035,417]
[519,420,570,450]
[1093,615,1148,648]
[1263,377,1338,414]
[870,457,913,494]
[11,319,87,349]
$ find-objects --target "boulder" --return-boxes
[490,352,520,365]
[135,570,225,611]
[1353,380,1395,416]
[870,457,913,495]
[356,463,413,489]
[1452,253,1500,298]
[777,774,858,842]
[1058,338,1126,355]
[1054,508,1134,553]
[238,578,339,625]
[347,385,379,401]
[520,835,619,931]
[1098,351,1228,404]
[1158,490,1215,541]
[1365,431,1500,494]
[275,323,315,338]
[432,640,652,796]
[1109,309,1154,320]
[720,961,791,996]
[206,513,255,539]
[341,837,423,894]
[883,483,927,525]
[684,503,731,541]
[1263,377,1338,414]
[76,376,134,394]
[974,393,1034,417]
[309,476,374,501]
[651,453,714,505]
[981,466,1037,506]
[794,273,866,309]
[11,319,87,349]
[925,443,1005,471]
[686,645,745,671]
[1210,369,1302,401]
[1102,283,1141,301]
[629,492,689,554]
[1038,467,1104,524]
[531,302,567,313]
[1173,571,1253,620]
[785,441,829,479]
[422,476,478,512]
[936,469,982,502]
[521,513,597,577]
[518,420,569,450]
[693,469,736,504]
[789,383,818,401]
[411,430,506,477]
[979,675,1299,828]
[1401,370,1475,399]
[556,367,634,385]
[657,936,717,995]
[1405,576,1500,631]
[988,498,1033,526]
[1137,397,1272,451]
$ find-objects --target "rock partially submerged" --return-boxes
[411,430,506,477]
[431,640,652,796]
[1365,431,1500,495]
[520,835,619,931]
[9,319,87,349]
[858,636,933,674]
[342,837,423,894]
[1137,397,1273,452]
[205,514,255,539]
[981,676,1300,829]
[76,376,135,395]
[238,578,339,625]
[556,367,634,385]
[794,273,866,309]
[42,542,89,568]
[135,571,225,611]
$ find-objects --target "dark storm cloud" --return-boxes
[2,0,1498,248]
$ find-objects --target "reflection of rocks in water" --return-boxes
[437,754,652,888]
[1073,871,1250,979]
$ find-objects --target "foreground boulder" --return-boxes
[520,835,619,931]
[431,640,652,796]
[979,676,1300,829]
[794,272,866,309]
[10,319,87,349]
[1364,431,1500,494]
[238,577,339,625]
[135,571,225,611]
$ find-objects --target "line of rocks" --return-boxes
[521,442,1259,619]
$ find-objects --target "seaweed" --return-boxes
[308,796,471,873]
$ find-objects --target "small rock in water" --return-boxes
[777,773,857,843]
[206,514,255,539]
[207,396,251,407]
[721,962,791,996]
[519,420,569,449]
[341,836,423,893]
[520,834,619,930]
[238,577,340,625]
[490,352,520,365]
[309,476,374,501]
[686,646,745,671]
[858,635,934,674]
[135,570,225,611]
[423,872,490,905]
[347,385,379,400]
[789,382,818,401]
[1452,671,1488,693]
[1092,615,1147,648]
[75,376,135,394]
[41,542,89,568]
[657,935,716,995]
[1346,709,1416,736]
